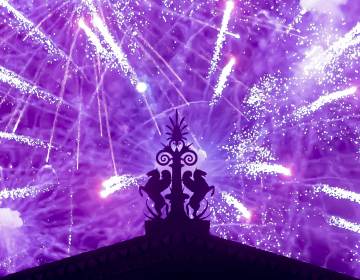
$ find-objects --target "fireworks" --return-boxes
[100,174,140,198]
[329,216,360,234]
[315,184,360,205]
[293,86,357,120]
[0,0,360,278]
[221,192,251,220]
[210,56,235,105]
[0,66,59,104]
[208,0,234,77]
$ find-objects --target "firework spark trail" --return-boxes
[0,66,59,104]
[92,15,138,86]
[221,192,251,220]
[102,94,118,176]
[67,186,74,255]
[46,27,80,163]
[303,22,360,74]
[244,162,291,177]
[208,0,234,77]
[79,18,110,57]
[294,86,357,120]
[0,0,61,56]
[76,94,82,170]
[0,131,52,149]
[210,57,235,105]
[0,184,53,200]
[328,216,360,234]
[315,184,360,205]
[82,0,97,13]
[100,174,140,198]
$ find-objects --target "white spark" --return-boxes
[0,184,53,201]
[294,86,357,120]
[221,192,251,220]
[210,57,235,105]
[315,184,360,205]
[328,216,360,234]
[100,174,139,198]
[208,1,234,76]
[0,131,53,149]
[0,66,59,104]
[0,0,61,56]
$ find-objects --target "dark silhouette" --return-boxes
[139,169,171,217]
[183,169,215,218]
[2,110,357,280]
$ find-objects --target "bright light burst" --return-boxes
[0,0,360,278]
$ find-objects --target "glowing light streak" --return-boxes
[76,97,82,170]
[294,86,357,120]
[245,162,291,177]
[328,216,360,234]
[102,95,118,176]
[79,18,108,56]
[221,192,251,220]
[210,57,235,105]
[46,28,80,163]
[100,174,139,198]
[92,15,138,85]
[0,0,61,56]
[0,184,53,201]
[208,0,234,76]
[304,22,360,74]
[0,66,59,104]
[0,131,52,149]
[315,184,360,205]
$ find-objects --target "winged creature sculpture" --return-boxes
[183,169,215,218]
[139,169,171,217]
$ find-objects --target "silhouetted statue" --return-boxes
[183,169,215,218]
[139,169,171,217]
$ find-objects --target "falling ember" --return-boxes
[328,216,360,234]
[315,184,360,205]
[208,0,235,77]
[293,86,357,120]
[100,175,140,198]
[210,57,236,105]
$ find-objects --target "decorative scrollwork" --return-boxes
[156,150,173,166]
[181,150,198,166]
